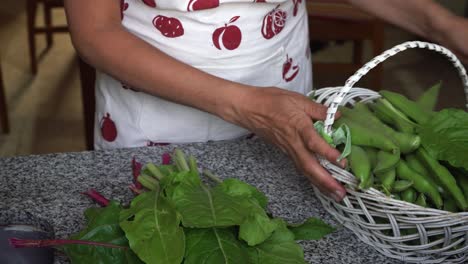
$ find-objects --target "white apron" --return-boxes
[95,0,313,149]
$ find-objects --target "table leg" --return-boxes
[26,0,38,75]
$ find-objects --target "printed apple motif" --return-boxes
[100,113,118,142]
[283,55,300,82]
[212,16,242,50]
[120,0,128,20]
[187,0,219,11]
[293,0,302,17]
[141,0,156,7]
[153,15,184,38]
[262,5,287,39]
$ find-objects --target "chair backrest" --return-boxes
[78,57,95,150]
[0,60,9,134]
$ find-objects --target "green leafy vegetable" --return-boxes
[120,190,185,264]
[416,81,441,111]
[247,219,306,264]
[63,201,143,264]
[171,180,252,228]
[288,218,336,240]
[219,178,268,209]
[184,228,249,264]
[419,109,468,171]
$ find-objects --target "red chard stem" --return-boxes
[132,157,143,189]
[9,238,128,250]
[81,189,110,207]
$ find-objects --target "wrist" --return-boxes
[214,82,255,126]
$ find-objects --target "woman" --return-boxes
[64,0,468,202]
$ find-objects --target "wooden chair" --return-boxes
[0,60,9,134]
[78,58,95,150]
[307,0,385,89]
[26,0,68,74]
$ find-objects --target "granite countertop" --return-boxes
[0,139,401,264]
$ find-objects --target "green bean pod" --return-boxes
[342,104,420,153]
[415,193,427,207]
[401,188,417,203]
[396,160,443,209]
[334,117,399,153]
[363,147,379,168]
[379,90,432,125]
[374,150,401,174]
[376,168,396,194]
[405,154,445,195]
[370,99,417,134]
[416,148,468,210]
[393,180,414,192]
[349,145,372,190]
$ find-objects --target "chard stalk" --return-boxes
[81,189,110,207]
[138,175,159,191]
[132,157,143,189]
[145,163,165,181]
[203,169,222,184]
[162,153,172,165]
[9,238,128,250]
[173,149,190,172]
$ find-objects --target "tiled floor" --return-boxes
[0,1,466,157]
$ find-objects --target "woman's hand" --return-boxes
[227,86,347,202]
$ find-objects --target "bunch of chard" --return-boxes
[10,149,336,264]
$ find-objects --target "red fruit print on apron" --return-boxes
[153,16,184,38]
[94,0,312,150]
[120,0,128,20]
[213,16,242,50]
[100,113,118,142]
[187,0,220,11]
[262,5,287,39]
[141,0,157,8]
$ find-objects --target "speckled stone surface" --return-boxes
[0,139,402,264]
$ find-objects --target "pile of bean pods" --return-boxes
[333,90,468,213]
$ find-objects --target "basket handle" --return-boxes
[323,41,468,134]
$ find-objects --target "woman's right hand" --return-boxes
[225,86,348,202]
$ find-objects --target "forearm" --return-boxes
[348,0,455,42]
[64,0,248,124]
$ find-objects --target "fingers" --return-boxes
[303,100,328,120]
[300,122,346,168]
[289,142,346,202]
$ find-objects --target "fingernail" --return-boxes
[340,159,347,169]
[336,158,347,169]
[331,190,345,202]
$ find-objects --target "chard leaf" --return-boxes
[120,191,185,264]
[218,179,276,246]
[420,109,468,171]
[62,201,143,264]
[218,178,268,209]
[171,181,251,228]
[184,228,249,264]
[287,218,335,240]
[416,81,442,111]
[247,219,306,264]
[238,201,278,246]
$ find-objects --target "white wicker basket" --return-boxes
[309,41,468,264]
